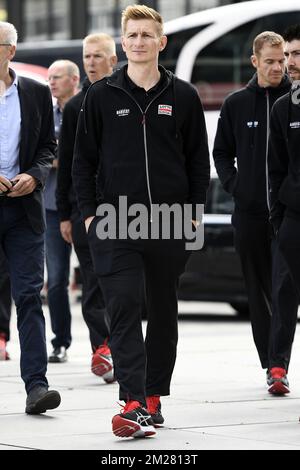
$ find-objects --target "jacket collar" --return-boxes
[247,72,291,96]
[107,64,173,90]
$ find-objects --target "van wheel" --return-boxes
[230,302,249,318]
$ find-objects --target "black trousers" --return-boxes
[71,211,110,350]
[0,246,12,341]
[87,222,189,405]
[232,211,298,370]
[278,215,300,296]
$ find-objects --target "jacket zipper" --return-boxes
[265,89,270,211]
[108,80,170,222]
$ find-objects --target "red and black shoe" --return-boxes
[91,342,114,383]
[267,367,290,395]
[146,395,164,427]
[112,400,156,439]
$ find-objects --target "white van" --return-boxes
[160,0,300,149]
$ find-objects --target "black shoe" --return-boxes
[25,385,61,415]
[146,396,165,427]
[48,347,68,363]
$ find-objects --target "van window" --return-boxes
[160,24,211,73]
[192,12,300,110]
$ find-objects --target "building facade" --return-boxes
[2,0,224,42]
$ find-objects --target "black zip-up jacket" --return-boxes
[269,83,300,227]
[56,78,91,221]
[213,73,291,216]
[72,65,210,221]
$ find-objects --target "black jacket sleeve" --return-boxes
[72,85,102,220]
[25,85,56,186]
[268,100,289,230]
[181,85,210,212]
[213,98,238,195]
[56,99,78,221]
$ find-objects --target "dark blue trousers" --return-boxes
[46,209,72,349]
[0,246,11,340]
[0,198,48,393]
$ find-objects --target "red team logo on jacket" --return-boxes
[158,104,172,116]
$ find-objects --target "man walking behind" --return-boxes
[213,31,298,394]
[46,60,80,363]
[269,24,300,361]
[56,34,117,382]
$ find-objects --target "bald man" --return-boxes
[45,60,79,363]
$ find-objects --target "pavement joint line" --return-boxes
[184,430,300,448]
[168,418,298,430]
[0,442,38,450]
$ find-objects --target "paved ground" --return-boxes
[1,300,300,451]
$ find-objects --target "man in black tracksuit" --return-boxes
[56,34,117,382]
[269,25,300,347]
[72,5,210,439]
[213,31,298,394]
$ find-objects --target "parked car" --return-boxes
[178,176,249,316]
[10,61,48,83]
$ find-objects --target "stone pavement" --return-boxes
[1,300,300,451]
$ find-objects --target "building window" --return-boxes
[24,0,69,41]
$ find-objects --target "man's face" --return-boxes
[251,44,286,87]
[0,32,16,71]
[285,39,300,81]
[83,42,115,83]
[47,64,77,100]
[122,19,167,65]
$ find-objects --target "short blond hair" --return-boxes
[253,31,284,56]
[121,4,164,37]
[83,33,116,57]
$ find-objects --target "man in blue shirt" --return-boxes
[0,21,60,414]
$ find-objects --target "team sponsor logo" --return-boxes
[291,80,300,105]
[158,104,173,116]
[247,121,258,128]
[116,109,130,117]
[290,121,300,129]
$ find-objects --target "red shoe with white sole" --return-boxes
[91,342,114,383]
[112,400,156,439]
[267,367,290,395]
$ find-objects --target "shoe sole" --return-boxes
[26,391,61,415]
[112,415,156,439]
[268,381,290,395]
[48,357,67,363]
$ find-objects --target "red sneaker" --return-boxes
[267,367,290,395]
[91,342,114,383]
[0,333,9,361]
[146,395,164,427]
[112,400,156,438]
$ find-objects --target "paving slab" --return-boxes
[1,301,300,451]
